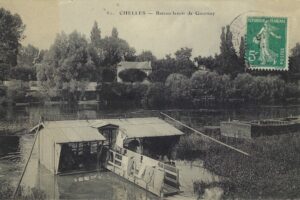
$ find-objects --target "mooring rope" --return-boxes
[160,112,250,156]
[13,117,42,199]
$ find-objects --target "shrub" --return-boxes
[165,73,192,107]
[6,80,29,103]
[203,132,300,199]
[118,68,147,83]
[142,83,168,109]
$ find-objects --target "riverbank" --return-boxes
[190,131,300,199]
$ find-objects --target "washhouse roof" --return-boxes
[90,117,184,138]
[40,120,106,143]
[39,117,183,143]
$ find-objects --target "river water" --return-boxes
[0,104,299,199]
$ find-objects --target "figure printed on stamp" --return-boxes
[253,20,281,65]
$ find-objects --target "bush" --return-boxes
[203,132,300,199]
[190,71,234,102]
[175,133,212,159]
[102,67,116,82]
[142,83,168,109]
[234,73,288,104]
[98,82,148,107]
[10,66,36,81]
[148,69,172,82]
[165,73,192,107]
[118,68,147,83]
[6,80,29,103]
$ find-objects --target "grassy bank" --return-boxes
[0,180,46,200]
[176,131,300,199]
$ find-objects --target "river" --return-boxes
[0,104,299,199]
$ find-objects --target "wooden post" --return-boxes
[13,117,42,198]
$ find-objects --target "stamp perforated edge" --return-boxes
[245,16,289,71]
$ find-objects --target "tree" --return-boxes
[88,22,105,81]
[112,27,118,38]
[10,66,36,81]
[215,25,243,77]
[165,73,191,107]
[190,71,219,98]
[12,44,42,81]
[233,73,255,101]
[142,83,168,109]
[101,33,136,66]
[17,44,40,67]
[102,67,116,82]
[0,8,25,66]
[150,49,196,83]
[174,47,197,77]
[136,50,156,62]
[150,55,176,82]
[0,63,9,81]
[239,36,245,67]
[118,68,147,83]
[288,43,300,82]
[148,69,171,83]
[37,31,95,103]
[174,47,192,61]
[90,21,101,46]
[233,73,286,103]
[6,80,29,103]
[194,55,217,71]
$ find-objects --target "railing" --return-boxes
[158,162,179,188]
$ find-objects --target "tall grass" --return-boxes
[0,180,46,200]
[199,132,300,199]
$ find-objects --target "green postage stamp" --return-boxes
[246,16,288,70]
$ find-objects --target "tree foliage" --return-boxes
[37,31,94,102]
[142,83,168,109]
[0,8,25,66]
[165,73,191,106]
[118,68,147,83]
[215,25,244,77]
[17,44,41,67]
[90,21,101,46]
[111,27,118,38]
[136,50,156,62]
[101,33,136,66]
[0,63,9,81]
[150,48,197,82]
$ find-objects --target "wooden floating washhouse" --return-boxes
[37,117,184,197]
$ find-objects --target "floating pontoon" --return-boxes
[37,117,184,197]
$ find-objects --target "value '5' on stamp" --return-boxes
[246,16,288,71]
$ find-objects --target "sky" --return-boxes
[1,0,300,59]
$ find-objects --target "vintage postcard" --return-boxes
[0,0,299,200]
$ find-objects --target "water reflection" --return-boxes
[35,168,159,200]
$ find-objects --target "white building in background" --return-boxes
[117,61,152,82]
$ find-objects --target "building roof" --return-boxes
[90,117,184,138]
[84,82,97,91]
[39,117,183,143]
[41,120,106,143]
[117,61,152,71]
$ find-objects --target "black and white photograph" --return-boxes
[0,0,299,199]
